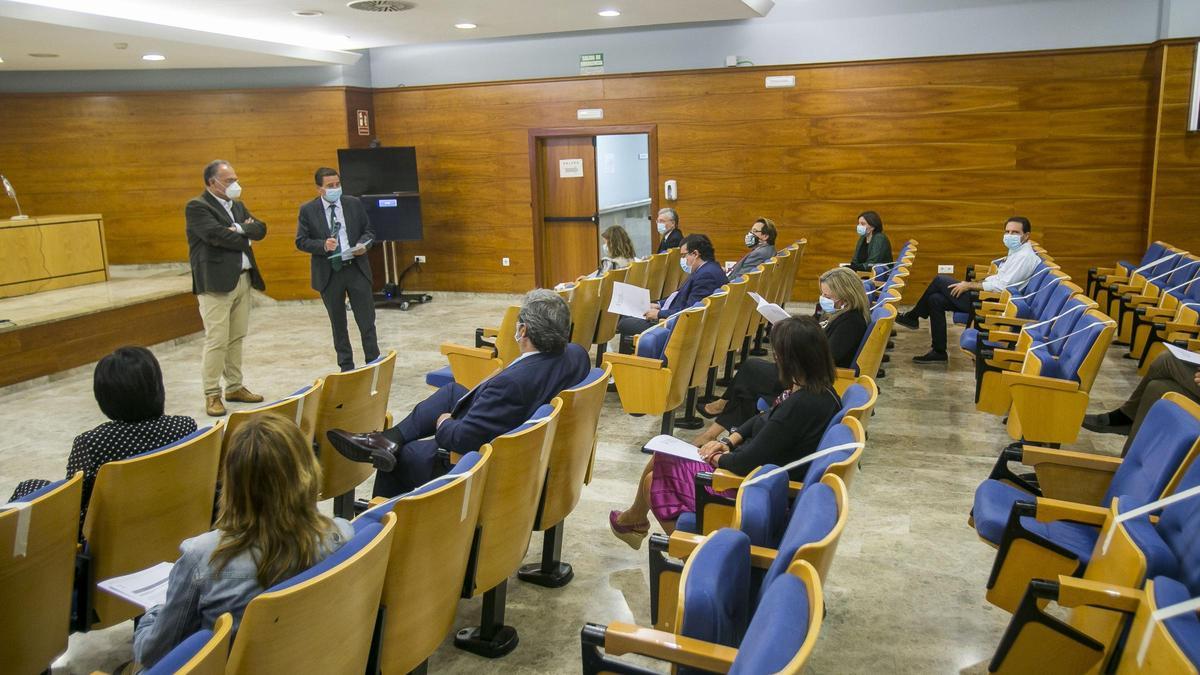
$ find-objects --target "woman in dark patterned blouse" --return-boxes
[8,346,197,532]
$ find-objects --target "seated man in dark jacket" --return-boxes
[328,289,591,497]
[616,233,727,353]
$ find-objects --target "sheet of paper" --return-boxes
[1165,342,1200,367]
[98,561,174,610]
[644,434,705,463]
[660,291,680,311]
[747,291,791,324]
[609,282,652,318]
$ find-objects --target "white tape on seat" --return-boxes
[740,442,865,488]
[1,501,32,557]
[1136,591,1200,665]
[370,366,380,397]
[1143,258,1200,285]
[1005,265,1053,291]
[1011,272,1060,299]
[1133,252,1180,275]
[1023,303,1086,333]
[294,394,305,426]
[1028,320,1115,353]
[1101,483,1200,556]
[460,473,472,522]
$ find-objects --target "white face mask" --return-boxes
[745,232,758,247]
[856,224,867,236]
[657,222,668,235]
[1003,233,1023,251]
[223,180,242,200]
[322,186,342,203]
[819,295,837,314]
[513,323,524,344]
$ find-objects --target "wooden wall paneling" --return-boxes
[1149,43,1200,253]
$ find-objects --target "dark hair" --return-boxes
[314,167,339,186]
[203,160,229,186]
[681,233,715,262]
[94,346,166,422]
[771,317,836,394]
[519,289,571,354]
[1006,216,1032,233]
[754,217,778,245]
[858,210,883,233]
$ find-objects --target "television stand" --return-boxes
[374,242,431,311]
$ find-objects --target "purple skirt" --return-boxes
[649,453,734,522]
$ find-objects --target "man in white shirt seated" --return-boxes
[895,217,1039,364]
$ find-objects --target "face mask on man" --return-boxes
[223,180,242,200]
[657,222,668,235]
[856,224,867,237]
[513,323,524,345]
[1003,233,1023,251]
[744,232,758,247]
[322,186,342,203]
[819,295,837,314]
[679,257,691,274]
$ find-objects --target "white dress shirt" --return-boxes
[209,190,251,271]
[323,199,351,254]
[981,241,1040,293]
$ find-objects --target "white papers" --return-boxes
[660,291,680,312]
[748,291,791,324]
[98,562,174,610]
[644,434,705,462]
[1165,342,1200,367]
[609,282,652,318]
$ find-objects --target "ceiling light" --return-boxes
[454,22,477,29]
[29,53,59,58]
[0,57,5,64]
[293,9,324,16]
[142,53,166,61]
[598,9,621,17]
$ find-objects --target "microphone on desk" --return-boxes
[1,174,31,220]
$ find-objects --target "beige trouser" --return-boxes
[198,271,252,396]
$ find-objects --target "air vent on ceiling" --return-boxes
[347,0,415,12]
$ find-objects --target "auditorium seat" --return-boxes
[970,392,1200,612]
[838,302,896,391]
[454,400,562,658]
[582,530,825,674]
[1133,282,1200,375]
[77,425,223,631]
[715,268,762,388]
[1087,240,1169,300]
[624,256,651,290]
[224,512,396,674]
[0,473,82,674]
[661,246,684,298]
[605,304,706,436]
[964,277,1078,357]
[432,305,520,388]
[354,449,491,674]
[696,276,747,407]
[221,379,323,469]
[645,250,671,302]
[314,351,396,518]
[1112,253,1199,343]
[519,365,609,587]
[1115,576,1200,673]
[142,613,232,675]
[592,266,629,365]
[564,274,604,351]
[747,256,779,356]
[674,288,730,430]
[1099,246,1183,318]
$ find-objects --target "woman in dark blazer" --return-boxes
[848,210,893,272]
[695,267,869,443]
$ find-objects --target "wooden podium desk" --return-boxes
[0,214,108,298]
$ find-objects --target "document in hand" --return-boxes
[1165,342,1200,367]
[644,434,705,463]
[609,281,653,318]
[98,561,174,610]
[747,291,791,324]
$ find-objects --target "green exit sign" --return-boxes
[580,53,605,75]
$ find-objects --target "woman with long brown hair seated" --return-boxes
[133,414,354,668]
[608,316,842,547]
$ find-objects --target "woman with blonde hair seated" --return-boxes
[133,414,354,668]
[694,266,869,445]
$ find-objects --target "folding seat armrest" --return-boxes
[1022,445,1121,473]
[479,326,499,339]
[1143,307,1175,320]
[835,367,856,381]
[985,330,1020,345]
[1126,294,1158,306]
[602,352,666,370]
[747,544,782,569]
[1164,322,1200,336]
[1188,338,1200,351]
[666,530,706,560]
[1000,372,1080,392]
[1112,282,1143,295]
[981,316,1033,329]
[1023,445,1119,503]
[588,622,738,673]
[1030,498,1110,526]
[1054,577,1142,614]
[441,342,497,360]
[710,469,804,496]
[978,290,1005,302]
[985,446,1042,495]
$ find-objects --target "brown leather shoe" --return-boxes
[224,386,264,403]
[206,394,227,417]
[326,429,398,472]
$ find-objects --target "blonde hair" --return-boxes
[212,414,335,588]
[602,225,636,261]
[819,267,870,322]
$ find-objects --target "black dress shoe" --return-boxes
[895,312,919,330]
[1081,413,1132,436]
[326,430,398,472]
[912,349,948,365]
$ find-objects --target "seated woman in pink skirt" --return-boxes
[609,316,842,548]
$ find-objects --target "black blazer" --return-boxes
[185,192,267,294]
[656,227,683,253]
[295,196,374,292]
[825,309,870,369]
[659,260,726,319]
[718,386,842,480]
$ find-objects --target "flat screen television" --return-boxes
[362,194,423,242]
[337,147,419,196]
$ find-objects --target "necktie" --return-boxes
[329,203,343,271]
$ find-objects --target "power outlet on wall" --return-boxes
[938,264,954,274]
[502,257,511,267]
[414,255,426,264]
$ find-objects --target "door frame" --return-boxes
[528,124,659,287]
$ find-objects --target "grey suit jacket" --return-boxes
[185,191,267,294]
[295,195,374,292]
[728,243,777,279]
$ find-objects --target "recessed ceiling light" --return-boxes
[0,57,5,64]
[598,9,620,17]
[142,53,166,61]
[293,9,324,17]
[454,22,477,29]
[29,53,60,58]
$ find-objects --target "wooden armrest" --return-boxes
[667,530,705,559]
[1032,498,1110,526]
[984,331,1020,345]
[835,367,856,381]
[1000,372,1081,392]
[366,496,390,508]
[1188,339,1200,351]
[982,316,1034,329]
[440,342,496,359]
[1164,322,1200,335]
[480,326,498,338]
[1093,266,1118,276]
[978,290,1004,302]
[747,544,780,569]
[603,352,666,370]
[711,469,804,496]
[1143,308,1175,319]
[979,301,1008,315]
[1112,282,1144,294]
[1055,577,1142,613]
[602,622,738,672]
[1127,294,1158,306]
[1022,445,1122,473]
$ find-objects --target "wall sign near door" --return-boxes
[559,158,585,178]
[356,109,370,136]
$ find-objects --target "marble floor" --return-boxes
[0,291,1139,674]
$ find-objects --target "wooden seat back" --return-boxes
[315,351,396,502]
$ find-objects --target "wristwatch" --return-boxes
[718,437,735,451]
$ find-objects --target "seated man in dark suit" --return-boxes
[327,289,591,497]
[616,233,726,353]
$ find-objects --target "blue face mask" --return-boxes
[679,257,691,274]
[856,224,867,237]
[322,186,342,203]
[1003,233,1023,250]
[819,296,837,313]
[657,222,668,235]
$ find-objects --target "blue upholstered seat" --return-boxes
[142,627,216,675]
[425,366,455,388]
[729,572,812,675]
[735,465,790,548]
[1154,576,1200,667]
[267,520,384,592]
[8,476,69,503]
[679,528,751,652]
[356,450,486,527]
[1121,456,1200,593]
[756,481,838,607]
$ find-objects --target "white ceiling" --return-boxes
[0,0,774,70]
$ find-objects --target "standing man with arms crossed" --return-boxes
[186,160,267,417]
[295,167,380,372]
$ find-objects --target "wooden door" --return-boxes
[539,136,598,286]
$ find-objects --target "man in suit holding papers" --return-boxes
[615,234,726,353]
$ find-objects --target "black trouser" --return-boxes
[716,358,783,430]
[910,275,973,353]
[616,316,657,354]
[320,267,380,372]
